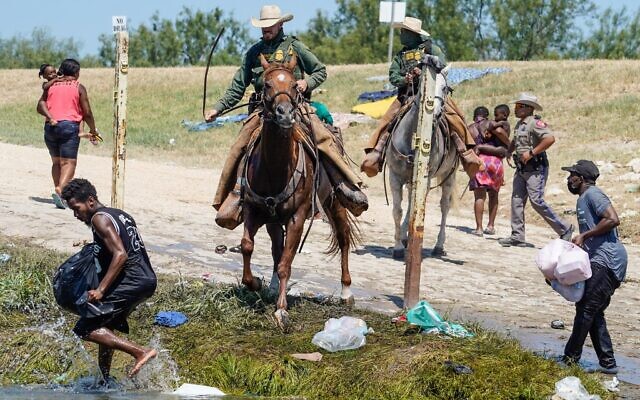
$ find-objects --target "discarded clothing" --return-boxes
[406,300,473,338]
[310,101,333,125]
[155,311,188,327]
[351,97,396,119]
[181,114,248,132]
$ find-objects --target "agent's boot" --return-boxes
[324,160,368,216]
[215,177,244,230]
[360,131,390,178]
[335,182,369,217]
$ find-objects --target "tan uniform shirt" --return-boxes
[513,115,552,156]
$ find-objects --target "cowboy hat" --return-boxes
[392,17,430,37]
[510,92,543,111]
[251,5,293,28]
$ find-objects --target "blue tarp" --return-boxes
[155,311,188,327]
[181,114,248,132]
[358,67,511,103]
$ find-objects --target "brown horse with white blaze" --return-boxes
[240,54,357,328]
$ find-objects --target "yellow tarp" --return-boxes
[351,96,395,119]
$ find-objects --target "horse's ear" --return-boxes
[259,53,270,70]
[286,53,297,71]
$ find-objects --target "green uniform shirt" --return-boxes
[513,115,552,155]
[213,31,327,113]
[388,36,446,98]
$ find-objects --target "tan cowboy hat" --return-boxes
[392,17,430,37]
[511,92,543,111]
[251,5,293,28]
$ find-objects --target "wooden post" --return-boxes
[111,27,129,209]
[404,64,437,309]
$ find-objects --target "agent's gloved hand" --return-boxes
[421,54,446,73]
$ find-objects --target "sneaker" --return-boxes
[52,193,66,209]
[585,365,619,375]
[498,237,527,247]
[560,224,574,241]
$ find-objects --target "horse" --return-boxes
[240,54,358,328]
[385,65,459,260]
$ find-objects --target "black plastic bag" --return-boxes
[52,243,107,317]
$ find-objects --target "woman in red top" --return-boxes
[37,59,98,209]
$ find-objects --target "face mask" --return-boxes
[400,30,420,47]
[567,178,582,195]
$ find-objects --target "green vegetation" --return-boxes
[0,236,613,398]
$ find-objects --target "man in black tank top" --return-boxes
[61,178,157,381]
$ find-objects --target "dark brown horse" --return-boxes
[240,54,357,328]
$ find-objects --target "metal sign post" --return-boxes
[111,16,128,209]
[403,64,437,309]
[379,1,406,63]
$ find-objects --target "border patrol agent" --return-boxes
[498,93,573,247]
[360,17,446,177]
[205,5,367,229]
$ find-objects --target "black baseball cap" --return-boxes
[562,160,600,181]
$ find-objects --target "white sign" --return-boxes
[112,16,128,33]
[379,1,406,23]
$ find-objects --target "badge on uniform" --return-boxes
[536,120,547,128]
[274,49,284,62]
[414,50,421,60]
[405,52,414,61]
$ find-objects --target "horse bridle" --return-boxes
[261,67,303,122]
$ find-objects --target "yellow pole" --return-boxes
[404,64,436,309]
[111,30,129,209]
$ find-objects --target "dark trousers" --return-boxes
[564,262,620,368]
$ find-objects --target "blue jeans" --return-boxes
[564,262,620,368]
[44,120,80,159]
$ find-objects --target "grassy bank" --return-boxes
[0,236,612,399]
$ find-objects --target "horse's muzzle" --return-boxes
[275,102,295,129]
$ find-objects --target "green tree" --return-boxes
[575,7,640,59]
[490,0,594,60]
[0,27,81,69]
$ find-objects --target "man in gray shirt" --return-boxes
[561,159,627,374]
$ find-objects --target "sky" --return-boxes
[2,0,638,56]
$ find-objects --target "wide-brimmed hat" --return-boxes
[251,5,293,28]
[392,17,430,37]
[562,160,600,181]
[510,92,543,111]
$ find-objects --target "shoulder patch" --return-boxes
[535,120,547,128]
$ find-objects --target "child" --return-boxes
[38,63,102,145]
[483,104,511,148]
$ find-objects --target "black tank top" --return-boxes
[91,207,152,276]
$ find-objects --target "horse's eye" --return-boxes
[264,81,272,89]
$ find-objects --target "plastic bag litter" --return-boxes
[0,253,10,265]
[172,383,225,396]
[406,300,473,338]
[312,316,369,352]
[554,376,602,400]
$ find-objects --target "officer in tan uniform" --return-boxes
[205,5,367,229]
[498,93,573,247]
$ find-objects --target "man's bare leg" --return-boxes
[86,328,157,378]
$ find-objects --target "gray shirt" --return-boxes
[576,186,627,282]
[513,115,552,156]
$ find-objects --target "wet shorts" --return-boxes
[44,120,81,159]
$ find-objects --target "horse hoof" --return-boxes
[274,309,289,329]
[340,295,355,306]
[392,248,405,260]
[401,239,408,248]
[246,277,262,292]
[431,247,447,257]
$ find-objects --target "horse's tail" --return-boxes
[325,204,361,257]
